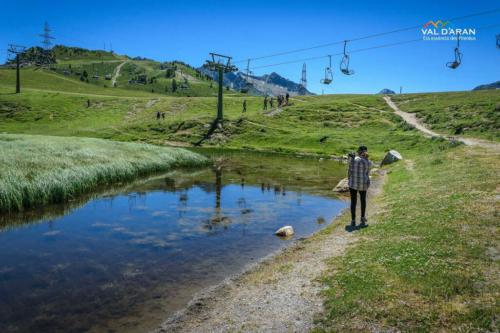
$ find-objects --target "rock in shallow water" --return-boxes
[332,178,349,193]
[275,226,294,237]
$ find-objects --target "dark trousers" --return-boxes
[349,188,367,221]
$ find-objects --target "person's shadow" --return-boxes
[345,224,369,232]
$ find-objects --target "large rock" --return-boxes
[381,150,403,166]
[275,226,294,237]
[332,178,349,193]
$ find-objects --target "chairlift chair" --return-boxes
[340,41,355,75]
[446,33,462,69]
[320,55,333,84]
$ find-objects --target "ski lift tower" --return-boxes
[203,53,238,122]
[7,44,26,93]
[300,63,307,89]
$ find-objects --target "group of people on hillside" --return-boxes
[263,93,289,110]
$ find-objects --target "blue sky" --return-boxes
[1,0,499,94]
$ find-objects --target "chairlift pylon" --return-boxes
[320,55,333,85]
[446,33,462,69]
[340,40,355,75]
[241,59,253,93]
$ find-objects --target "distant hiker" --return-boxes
[270,97,274,108]
[87,99,90,108]
[156,111,161,120]
[347,145,373,228]
[161,112,165,119]
[242,99,247,113]
[264,96,268,110]
[277,95,282,107]
[285,93,290,105]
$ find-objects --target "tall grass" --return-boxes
[0,134,208,212]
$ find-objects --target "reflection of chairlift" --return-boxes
[320,55,333,84]
[340,41,355,75]
[446,34,462,69]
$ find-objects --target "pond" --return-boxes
[0,150,347,333]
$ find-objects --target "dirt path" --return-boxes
[111,61,127,87]
[153,171,386,333]
[384,96,500,151]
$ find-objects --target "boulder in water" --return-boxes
[275,226,294,237]
[381,150,403,166]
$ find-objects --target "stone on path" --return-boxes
[381,150,403,166]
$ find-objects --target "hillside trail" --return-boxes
[153,171,387,333]
[111,61,127,87]
[384,96,500,152]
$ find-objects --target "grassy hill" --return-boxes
[0,85,446,161]
[391,90,500,141]
[2,45,224,97]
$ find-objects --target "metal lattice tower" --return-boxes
[300,63,307,88]
[39,22,55,50]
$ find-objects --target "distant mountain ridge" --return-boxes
[472,81,500,91]
[199,68,313,96]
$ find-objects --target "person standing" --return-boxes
[347,145,372,228]
[285,93,290,105]
[242,99,247,113]
[270,97,274,108]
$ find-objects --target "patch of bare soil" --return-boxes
[153,171,387,333]
[265,107,283,117]
[163,140,192,147]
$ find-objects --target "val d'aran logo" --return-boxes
[421,20,476,41]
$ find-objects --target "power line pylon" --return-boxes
[7,44,26,93]
[300,63,307,89]
[203,53,238,122]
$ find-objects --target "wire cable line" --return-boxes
[233,8,500,64]
[249,23,500,70]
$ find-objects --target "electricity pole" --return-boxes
[7,44,26,94]
[203,53,237,122]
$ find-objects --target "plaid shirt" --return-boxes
[348,156,372,191]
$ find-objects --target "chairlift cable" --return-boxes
[233,8,500,64]
[248,23,500,71]
[250,38,422,70]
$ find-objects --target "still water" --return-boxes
[0,151,347,333]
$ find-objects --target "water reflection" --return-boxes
[0,151,347,333]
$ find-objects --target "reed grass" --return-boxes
[0,134,208,212]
